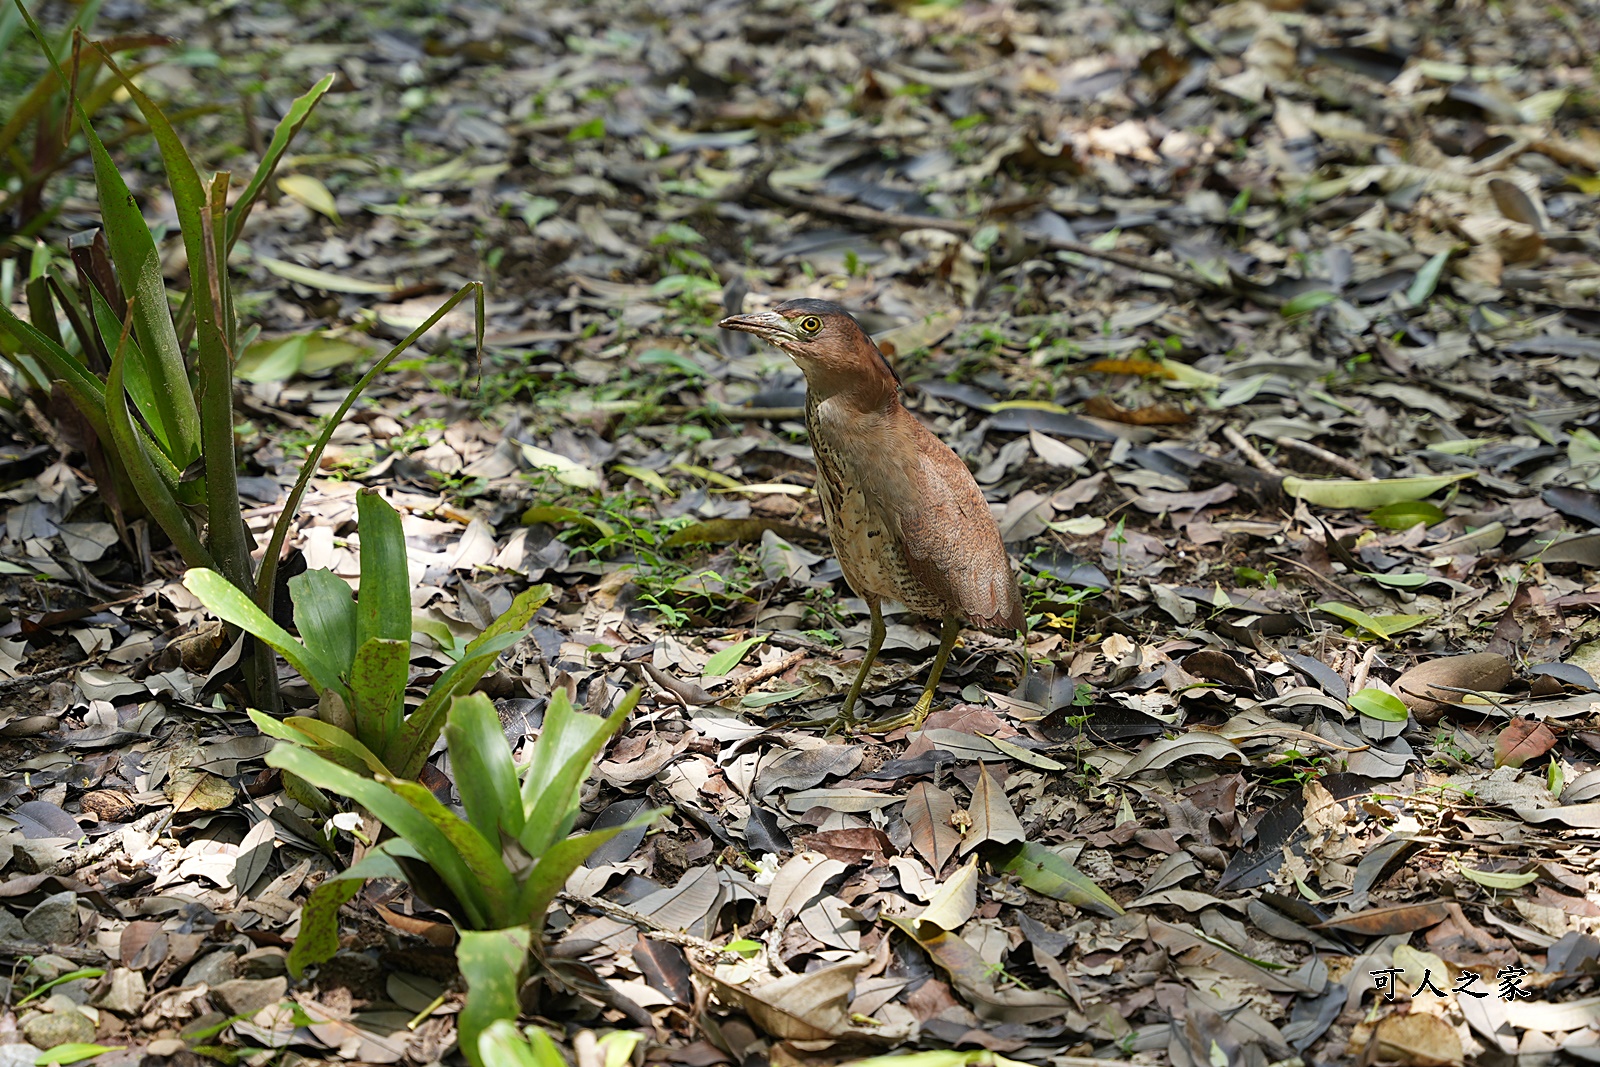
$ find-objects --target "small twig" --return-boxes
[557,890,736,960]
[731,648,807,697]
[0,939,105,965]
[1396,681,1515,716]
[1221,727,1368,753]
[1275,436,1373,480]
[1265,554,1350,598]
[767,631,844,655]
[1350,645,1382,695]
[1223,426,1282,476]
[0,662,78,694]
[39,811,167,878]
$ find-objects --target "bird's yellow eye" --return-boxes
[798,315,823,334]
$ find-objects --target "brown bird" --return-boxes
[719,299,1024,728]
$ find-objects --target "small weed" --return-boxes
[1265,749,1330,788]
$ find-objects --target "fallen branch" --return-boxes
[742,165,1243,298]
[557,890,737,961]
[1275,435,1373,480]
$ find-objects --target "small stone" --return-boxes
[210,976,287,1017]
[0,907,29,941]
[40,992,89,1014]
[10,838,74,874]
[21,891,78,945]
[237,948,288,979]
[25,955,80,982]
[182,950,239,988]
[145,1038,186,1056]
[0,1045,39,1067]
[92,968,148,1015]
[21,1009,95,1049]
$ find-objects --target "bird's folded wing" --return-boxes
[882,447,1023,630]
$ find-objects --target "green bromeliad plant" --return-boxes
[0,0,186,236]
[183,489,546,782]
[0,2,482,708]
[269,688,663,1067]
[477,1021,642,1067]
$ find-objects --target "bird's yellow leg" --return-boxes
[909,615,962,727]
[862,616,961,733]
[832,601,884,731]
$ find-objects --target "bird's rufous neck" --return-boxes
[798,344,899,413]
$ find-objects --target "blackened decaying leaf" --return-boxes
[1311,901,1451,936]
[633,938,695,1005]
[744,805,792,855]
[1217,774,1380,891]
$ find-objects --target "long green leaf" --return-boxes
[1350,687,1410,722]
[225,74,336,251]
[995,842,1124,917]
[0,302,107,430]
[0,0,113,164]
[519,689,639,857]
[387,585,549,778]
[477,1022,560,1067]
[380,776,519,926]
[355,490,412,647]
[289,568,357,687]
[84,279,167,452]
[106,314,212,568]
[92,46,215,467]
[456,927,531,1067]
[31,32,199,468]
[445,694,525,844]
[1406,250,1450,305]
[703,634,766,678]
[1282,472,1472,509]
[387,630,524,779]
[515,810,664,928]
[286,845,407,976]
[255,283,483,621]
[92,42,257,602]
[184,569,330,691]
[268,744,495,928]
[464,584,551,659]
[248,711,385,777]
[349,637,409,751]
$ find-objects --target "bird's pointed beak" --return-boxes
[718,310,797,347]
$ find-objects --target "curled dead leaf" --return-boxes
[1394,653,1513,725]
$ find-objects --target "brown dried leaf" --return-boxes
[903,783,963,872]
[1494,718,1556,768]
[166,769,236,813]
[1374,1011,1463,1067]
[1393,653,1513,725]
[1312,902,1451,936]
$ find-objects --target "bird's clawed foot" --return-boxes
[823,710,857,737]
[843,690,934,735]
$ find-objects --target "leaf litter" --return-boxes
[3,0,1600,1064]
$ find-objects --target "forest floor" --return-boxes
[5,0,1600,1064]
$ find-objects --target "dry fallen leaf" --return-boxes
[166,769,236,813]
[1495,718,1557,768]
[1374,1011,1464,1067]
